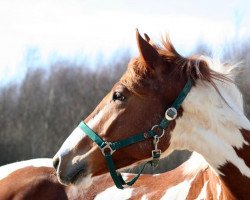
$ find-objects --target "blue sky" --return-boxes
[0,0,250,85]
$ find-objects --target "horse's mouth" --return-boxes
[57,162,89,186]
[70,168,85,185]
[69,162,90,185]
[69,168,93,188]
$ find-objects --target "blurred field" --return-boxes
[0,40,249,174]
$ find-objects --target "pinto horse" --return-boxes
[50,30,250,200]
[1,30,249,200]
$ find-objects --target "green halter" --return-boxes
[78,78,193,189]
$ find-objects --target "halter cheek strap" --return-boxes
[78,78,193,189]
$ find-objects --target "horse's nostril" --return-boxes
[53,156,60,170]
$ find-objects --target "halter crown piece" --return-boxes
[78,78,193,189]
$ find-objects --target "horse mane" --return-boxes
[121,35,231,94]
[159,35,231,87]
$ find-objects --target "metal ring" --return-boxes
[151,125,165,138]
[100,142,116,156]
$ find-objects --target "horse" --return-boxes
[1,30,249,200]
[51,29,250,200]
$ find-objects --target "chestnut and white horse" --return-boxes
[1,30,249,200]
[52,30,250,199]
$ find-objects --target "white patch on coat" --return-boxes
[163,77,250,177]
[216,183,222,200]
[196,181,208,200]
[182,152,209,176]
[141,194,148,200]
[94,186,133,200]
[160,178,194,200]
[0,158,52,180]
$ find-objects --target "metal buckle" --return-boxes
[152,149,161,158]
[100,142,116,156]
[165,107,177,121]
[151,135,162,167]
[151,125,165,138]
[151,149,161,167]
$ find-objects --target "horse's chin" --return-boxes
[57,170,93,189]
[72,173,93,188]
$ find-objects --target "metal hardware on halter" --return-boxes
[151,125,165,138]
[165,107,177,121]
[151,135,161,167]
[100,142,116,156]
[150,124,165,167]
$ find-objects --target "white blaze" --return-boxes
[56,127,87,156]
[56,105,108,156]
[87,105,108,129]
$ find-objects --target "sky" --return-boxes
[0,0,250,85]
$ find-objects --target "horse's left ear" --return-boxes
[144,33,150,42]
[136,30,160,68]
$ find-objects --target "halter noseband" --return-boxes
[78,78,193,189]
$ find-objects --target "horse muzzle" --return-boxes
[53,153,90,186]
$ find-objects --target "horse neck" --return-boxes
[169,80,250,199]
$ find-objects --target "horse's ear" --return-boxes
[144,33,150,42]
[144,33,156,46]
[136,30,160,68]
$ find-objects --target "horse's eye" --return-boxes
[113,92,126,102]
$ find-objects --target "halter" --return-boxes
[78,78,193,189]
